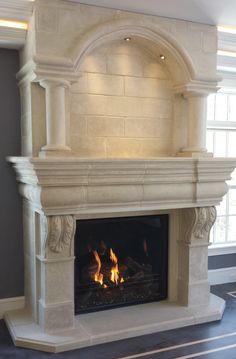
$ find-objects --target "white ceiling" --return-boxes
[76,0,236,27]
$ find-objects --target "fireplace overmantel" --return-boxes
[8,157,236,216]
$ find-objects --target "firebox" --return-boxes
[74,214,168,314]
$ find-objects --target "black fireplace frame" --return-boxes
[74,214,168,314]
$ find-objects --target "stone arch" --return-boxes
[71,19,196,86]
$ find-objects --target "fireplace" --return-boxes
[4,0,236,354]
[74,215,168,314]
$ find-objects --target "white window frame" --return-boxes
[207,87,236,256]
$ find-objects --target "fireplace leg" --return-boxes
[178,207,216,306]
[37,215,76,332]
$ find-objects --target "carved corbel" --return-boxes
[42,215,76,257]
[182,206,216,244]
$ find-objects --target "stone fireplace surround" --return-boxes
[5,0,236,353]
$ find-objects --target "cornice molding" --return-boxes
[0,0,33,21]
[0,26,26,49]
[8,157,236,215]
[0,0,33,49]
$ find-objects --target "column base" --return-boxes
[39,145,73,158]
[4,294,225,353]
[177,150,213,158]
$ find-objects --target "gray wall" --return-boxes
[208,253,236,270]
[0,49,23,299]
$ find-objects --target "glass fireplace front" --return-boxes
[74,214,168,314]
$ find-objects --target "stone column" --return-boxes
[178,91,210,157]
[178,206,216,307]
[40,79,71,156]
[38,215,76,333]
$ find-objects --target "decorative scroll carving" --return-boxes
[44,215,76,254]
[193,207,216,240]
[183,206,216,244]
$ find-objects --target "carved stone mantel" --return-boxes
[8,157,236,216]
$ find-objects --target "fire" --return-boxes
[93,248,124,287]
[93,250,103,286]
[110,248,124,285]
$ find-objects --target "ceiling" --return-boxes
[75,0,236,27]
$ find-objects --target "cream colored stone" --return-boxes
[70,115,87,136]
[38,300,74,333]
[125,118,172,138]
[107,96,143,117]
[203,32,218,54]
[125,77,172,99]
[71,74,88,94]
[71,135,107,157]
[87,116,124,137]
[87,73,124,96]
[71,94,108,115]
[142,98,173,118]
[87,184,143,203]
[79,54,107,73]
[107,54,143,76]
[106,138,143,157]
[143,62,169,79]
[40,261,74,304]
[141,139,172,157]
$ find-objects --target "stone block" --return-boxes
[106,96,143,117]
[41,260,74,304]
[79,54,107,73]
[107,54,143,76]
[87,73,124,96]
[125,77,171,99]
[143,62,168,79]
[38,300,74,333]
[125,117,172,138]
[142,98,173,118]
[141,139,171,157]
[71,74,88,94]
[106,138,142,157]
[71,135,106,157]
[70,115,87,136]
[71,94,108,115]
[87,116,124,137]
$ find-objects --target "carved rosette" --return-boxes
[183,206,217,244]
[43,215,76,257]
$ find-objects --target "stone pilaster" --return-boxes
[39,79,71,156]
[178,206,216,306]
[38,215,76,333]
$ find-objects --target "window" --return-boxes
[207,92,236,251]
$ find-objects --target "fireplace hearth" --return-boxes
[74,215,168,314]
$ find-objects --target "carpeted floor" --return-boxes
[1,283,236,359]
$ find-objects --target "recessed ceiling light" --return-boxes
[124,37,131,42]
[160,54,166,60]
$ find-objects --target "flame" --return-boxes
[93,250,103,286]
[110,248,124,285]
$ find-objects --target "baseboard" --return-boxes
[209,267,236,285]
[0,296,25,319]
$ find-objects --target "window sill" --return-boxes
[208,243,236,256]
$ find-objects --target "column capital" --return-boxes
[174,80,219,97]
[39,78,71,89]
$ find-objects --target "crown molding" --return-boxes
[0,0,33,49]
[0,0,33,21]
[0,26,26,49]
